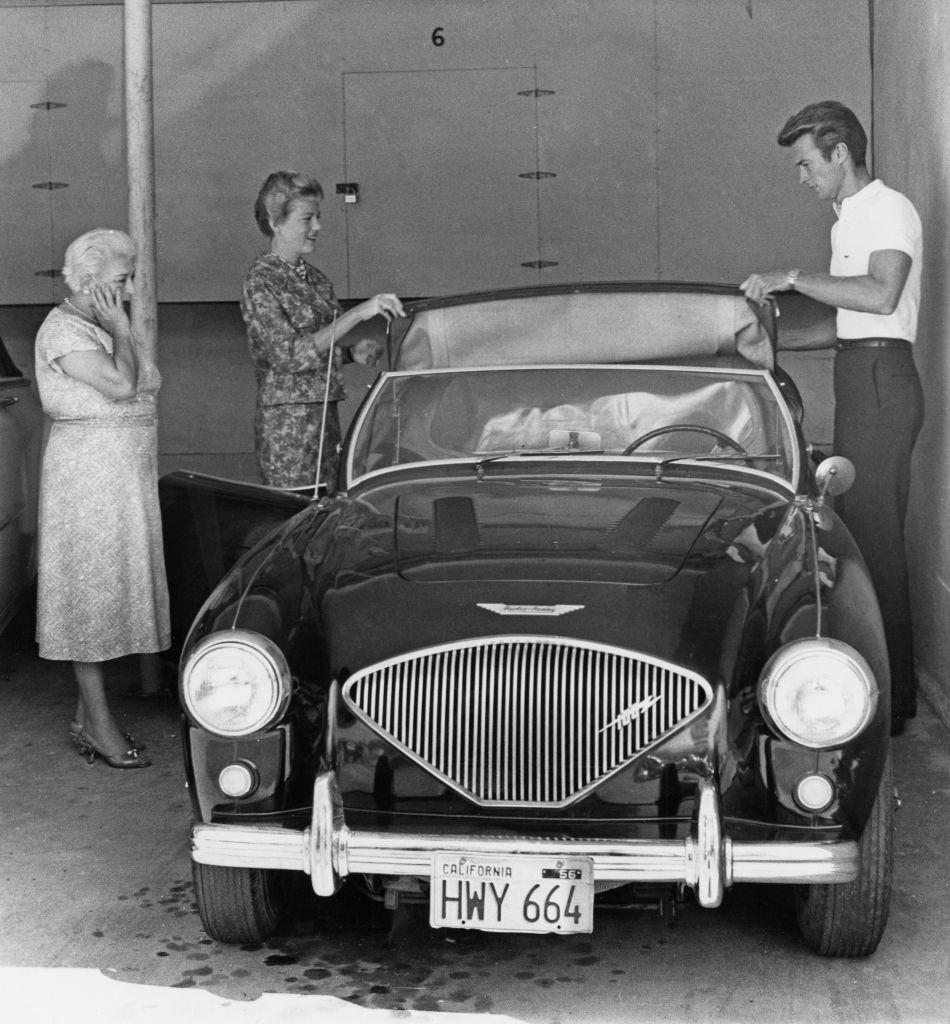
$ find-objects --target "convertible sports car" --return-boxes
[160,283,893,957]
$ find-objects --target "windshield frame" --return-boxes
[343,363,801,492]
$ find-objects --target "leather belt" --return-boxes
[835,338,911,351]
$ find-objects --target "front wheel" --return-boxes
[193,861,286,943]
[796,750,894,957]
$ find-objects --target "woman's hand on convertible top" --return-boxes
[358,293,405,323]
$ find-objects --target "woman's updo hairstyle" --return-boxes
[254,171,323,237]
[62,229,136,292]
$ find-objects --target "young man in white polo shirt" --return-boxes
[740,100,924,735]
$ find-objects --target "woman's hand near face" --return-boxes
[56,281,138,400]
[89,283,131,337]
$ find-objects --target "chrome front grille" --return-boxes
[342,636,712,807]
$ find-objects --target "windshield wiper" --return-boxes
[651,452,783,482]
[474,447,605,459]
[473,447,605,479]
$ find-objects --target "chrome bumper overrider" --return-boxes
[191,772,859,909]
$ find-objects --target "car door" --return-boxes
[159,471,312,656]
[0,336,43,632]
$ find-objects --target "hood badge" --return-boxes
[477,603,584,617]
[599,695,664,733]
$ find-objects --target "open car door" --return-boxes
[0,334,43,633]
[159,472,311,657]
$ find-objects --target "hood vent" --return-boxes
[603,497,680,554]
[433,496,480,553]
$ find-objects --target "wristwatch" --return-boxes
[785,268,801,291]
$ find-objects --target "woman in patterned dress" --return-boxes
[34,229,170,769]
[241,171,404,492]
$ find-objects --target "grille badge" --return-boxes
[477,603,584,616]
[599,695,664,734]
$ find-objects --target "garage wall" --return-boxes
[0,0,872,541]
[872,1,950,715]
[0,0,869,303]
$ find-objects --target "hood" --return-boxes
[308,467,792,678]
[391,474,721,584]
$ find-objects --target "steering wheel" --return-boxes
[622,423,747,456]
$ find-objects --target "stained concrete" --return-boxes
[1,604,949,1024]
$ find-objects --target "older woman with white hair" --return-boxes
[34,228,170,769]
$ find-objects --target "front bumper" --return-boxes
[192,772,858,909]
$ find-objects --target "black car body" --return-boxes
[0,334,42,633]
[160,284,892,956]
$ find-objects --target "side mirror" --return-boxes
[815,456,855,498]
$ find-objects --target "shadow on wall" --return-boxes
[1,15,336,303]
[0,58,128,304]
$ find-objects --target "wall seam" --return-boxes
[651,0,661,280]
[868,0,875,170]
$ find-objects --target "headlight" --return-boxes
[181,630,292,737]
[758,638,877,749]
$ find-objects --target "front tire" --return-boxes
[193,861,286,943]
[796,750,893,957]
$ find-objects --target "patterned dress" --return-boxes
[34,305,170,661]
[240,252,346,491]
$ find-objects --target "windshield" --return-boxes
[347,366,797,486]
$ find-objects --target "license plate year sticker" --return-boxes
[430,854,594,934]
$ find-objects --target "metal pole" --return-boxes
[124,0,157,363]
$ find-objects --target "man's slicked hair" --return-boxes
[777,101,868,169]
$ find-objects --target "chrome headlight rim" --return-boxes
[181,629,292,738]
[758,637,878,750]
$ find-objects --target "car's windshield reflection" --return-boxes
[347,366,796,485]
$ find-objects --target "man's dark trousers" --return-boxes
[833,342,924,727]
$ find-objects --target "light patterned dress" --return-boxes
[34,305,170,661]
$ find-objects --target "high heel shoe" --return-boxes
[72,727,151,769]
[69,720,145,751]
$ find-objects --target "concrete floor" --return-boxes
[1,606,949,1024]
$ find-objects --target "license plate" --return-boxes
[430,853,594,934]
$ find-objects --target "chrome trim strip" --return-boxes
[350,456,796,494]
[189,773,860,899]
[191,825,859,887]
[192,824,308,872]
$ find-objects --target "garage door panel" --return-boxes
[344,69,541,297]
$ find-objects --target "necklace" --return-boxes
[63,297,99,326]
[270,250,308,279]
